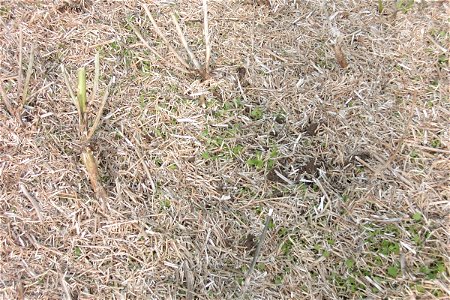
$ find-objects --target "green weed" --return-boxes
[396,0,414,13]
[412,212,422,222]
[281,239,294,255]
[438,54,448,66]
[409,149,419,159]
[161,199,171,209]
[419,258,446,279]
[431,138,442,148]
[250,107,264,120]
[345,259,355,269]
[387,263,400,278]
[247,148,278,170]
[274,274,283,285]
[247,151,264,169]
[256,262,266,272]
[73,246,82,258]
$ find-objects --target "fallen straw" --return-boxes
[243,208,274,292]
[19,184,44,222]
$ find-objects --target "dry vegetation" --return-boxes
[1,0,449,299]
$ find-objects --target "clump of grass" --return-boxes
[61,53,115,208]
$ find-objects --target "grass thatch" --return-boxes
[0,0,449,299]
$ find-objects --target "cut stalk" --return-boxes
[81,147,108,206]
[378,0,384,14]
[128,21,191,74]
[133,2,214,106]
[61,56,112,208]
[77,67,87,114]
[128,21,164,61]
[1,32,36,121]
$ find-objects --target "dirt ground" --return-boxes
[0,0,449,299]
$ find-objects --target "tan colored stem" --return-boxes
[202,0,211,75]
[20,43,35,106]
[93,52,100,102]
[17,29,23,96]
[61,65,80,115]
[86,76,115,141]
[142,4,191,69]
[170,12,201,70]
[128,21,191,75]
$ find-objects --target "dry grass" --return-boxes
[1,0,449,299]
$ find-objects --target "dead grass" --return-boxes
[1,0,449,299]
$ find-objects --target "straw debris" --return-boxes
[0,1,449,299]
